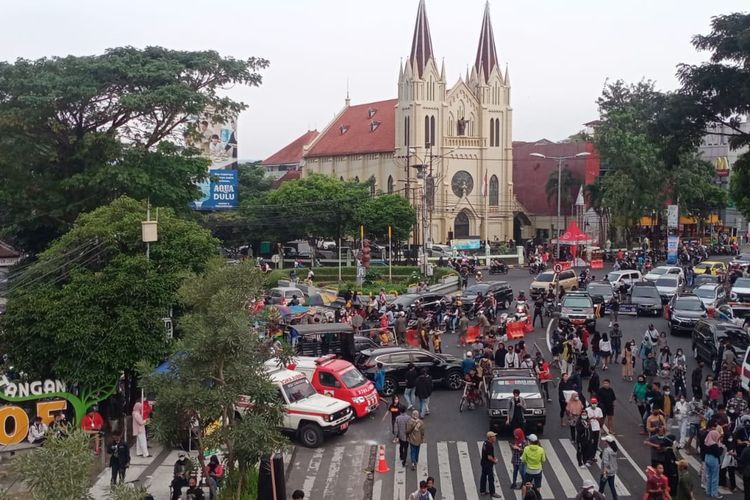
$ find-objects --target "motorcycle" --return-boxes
[489,260,509,275]
[543,299,556,318]
[529,260,546,275]
[513,301,529,323]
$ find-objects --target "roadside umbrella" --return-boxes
[308,291,337,306]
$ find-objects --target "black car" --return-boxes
[487,368,546,434]
[390,292,445,313]
[668,294,708,335]
[358,347,464,397]
[460,282,514,312]
[585,282,614,306]
[692,319,750,373]
[630,282,663,317]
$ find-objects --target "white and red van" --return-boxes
[269,355,380,418]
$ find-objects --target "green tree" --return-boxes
[356,194,416,242]
[0,197,218,394]
[15,430,93,500]
[139,259,287,497]
[237,161,275,200]
[0,47,269,254]
[544,168,581,227]
[676,13,750,217]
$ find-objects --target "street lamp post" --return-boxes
[529,151,591,260]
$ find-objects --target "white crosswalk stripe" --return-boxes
[290,438,659,499]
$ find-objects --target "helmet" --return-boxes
[466,351,473,358]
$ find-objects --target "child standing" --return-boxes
[432,330,442,353]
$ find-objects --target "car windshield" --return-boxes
[465,284,490,294]
[392,295,418,307]
[695,288,716,299]
[563,296,592,308]
[607,272,622,282]
[675,298,704,311]
[694,275,718,286]
[656,277,678,287]
[340,367,367,389]
[721,328,750,350]
[731,307,750,319]
[535,272,555,282]
[490,378,538,395]
[735,278,750,288]
[650,268,669,276]
[587,284,611,295]
[632,286,660,299]
[282,377,317,403]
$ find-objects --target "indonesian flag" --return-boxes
[482,170,488,197]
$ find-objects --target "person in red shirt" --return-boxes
[142,399,153,420]
[81,406,104,454]
[644,463,670,500]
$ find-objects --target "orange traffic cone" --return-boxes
[375,444,390,473]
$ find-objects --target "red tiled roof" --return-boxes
[272,169,302,188]
[513,141,598,217]
[305,99,397,158]
[0,241,20,258]
[263,130,319,166]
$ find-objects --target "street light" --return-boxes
[529,151,591,260]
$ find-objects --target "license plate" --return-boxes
[340,422,349,431]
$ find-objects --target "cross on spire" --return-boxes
[474,1,499,84]
[409,0,434,78]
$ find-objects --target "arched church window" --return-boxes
[387,175,394,194]
[494,118,500,148]
[429,116,435,147]
[489,175,499,206]
[490,119,495,147]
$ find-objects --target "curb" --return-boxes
[363,444,377,500]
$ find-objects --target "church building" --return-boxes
[283,1,523,244]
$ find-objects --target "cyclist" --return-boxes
[463,370,483,410]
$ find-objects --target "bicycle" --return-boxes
[458,380,483,412]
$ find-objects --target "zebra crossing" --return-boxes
[287,438,649,500]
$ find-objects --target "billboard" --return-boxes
[667,235,680,264]
[189,111,238,169]
[667,205,678,229]
[190,169,238,210]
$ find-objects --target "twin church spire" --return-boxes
[406,0,503,85]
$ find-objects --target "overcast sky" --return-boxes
[2,1,746,161]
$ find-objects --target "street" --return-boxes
[284,262,743,499]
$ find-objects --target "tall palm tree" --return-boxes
[545,169,581,229]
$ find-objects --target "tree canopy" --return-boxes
[0,196,218,390]
[140,259,287,496]
[0,46,268,253]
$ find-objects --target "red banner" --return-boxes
[590,259,604,269]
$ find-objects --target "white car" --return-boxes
[731,254,750,269]
[644,266,684,283]
[694,284,727,312]
[731,277,750,302]
[655,276,682,302]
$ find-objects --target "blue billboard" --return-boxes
[190,169,238,210]
[666,235,680,264]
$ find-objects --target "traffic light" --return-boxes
[361,239,371,269]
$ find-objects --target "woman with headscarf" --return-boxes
[131,401,149,458]
[510,428,528,489]
[703,426,725,498]
[566,392,585,441]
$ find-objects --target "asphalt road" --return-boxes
[286,259,745,500]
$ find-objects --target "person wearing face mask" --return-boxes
[508,389,527,430]
[662,386,676,430]
[631,376,649,433]
[575,412,594,467]
[586,397,604,446]
[566,392,585,441]
[675,394,689,448]
[171,452,193,500]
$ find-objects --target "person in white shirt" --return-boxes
[599,333,612,370]
[27,416,47,444]
[644,325,659,344]
[505,346,519,368]
[586,397,604,445]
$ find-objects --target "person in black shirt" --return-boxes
[691,362,704,399]
[479,431,501,498]
[533,297,544,328]
[597,379,617,433]
[108,432,130,485]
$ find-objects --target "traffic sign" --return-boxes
[554,263,562,273]
[271,254,280,264]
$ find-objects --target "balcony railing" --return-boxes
[444,136,485,148]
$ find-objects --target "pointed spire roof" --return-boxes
[409,0,434,78]
[504,63,510,86]
[474,2,499,84]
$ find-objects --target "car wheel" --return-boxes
[300,423,324,448]
[446,370,464,390]
[381,377,397,398]
[693,345,699,361]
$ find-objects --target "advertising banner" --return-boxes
[667,205,678,229]
[451,239,481,250]
[667,235,680,264]
[189,112,238,169]
[190,169,238,210]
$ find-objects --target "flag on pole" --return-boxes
[482,171,488,197]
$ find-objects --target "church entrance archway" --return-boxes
[454,210,471,238]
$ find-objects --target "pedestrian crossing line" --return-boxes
[301,447,324,495]
[476,441,504,500]
[418,443,429,482]
[602,426,647,481]
[321,446,345,499]
[456,441,481,500]
[345,444,366,499]
[496,439,522,500]
[683,452,744,495]
[372,478,383,500]
[394,446,407,500]
[556,439,631,498]
[436,441,455,500]
[539,439,578,498]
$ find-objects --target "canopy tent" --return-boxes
[551,221,594,245]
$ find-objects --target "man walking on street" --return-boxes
[415,368,433,417]
[404,363,418,409]
[533,295,544,329]
[406,410,425,470]
[395,312,407,345]
[480,431,502,498]
[108,432,130,485]
[395,406,411,467]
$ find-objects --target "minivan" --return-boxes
[607,270,643,291]
[529,269,578,298]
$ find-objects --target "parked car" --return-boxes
[487,368,546,434]
[656,276,682,303]
[266,286,306,305]
[731,277,750,303]
[630,281,663,316]
[585,282,614,307]
[558,291,596,329]
[529,269,577,299]
[694,261,728,276]
[691,273,722,290]
[357,347,464,397]
[390,292,445,312]
[715,303,750,327]
[607,270,643,291]
[667,294,708,335]
[692,319,750,373]
[460,282,514,312]
[644,265,685,283]
[694,284,727,315]
[730,254,750,270]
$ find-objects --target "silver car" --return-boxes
[655,276,682,303]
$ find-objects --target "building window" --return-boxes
[404,116,410,146]
[454,210,470,238]
[430,116,435,147]
[387,175,394,194]
[494,118,500,148]
[424,115,430,147]
[489,175,499,206]
[490,119,495,147]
